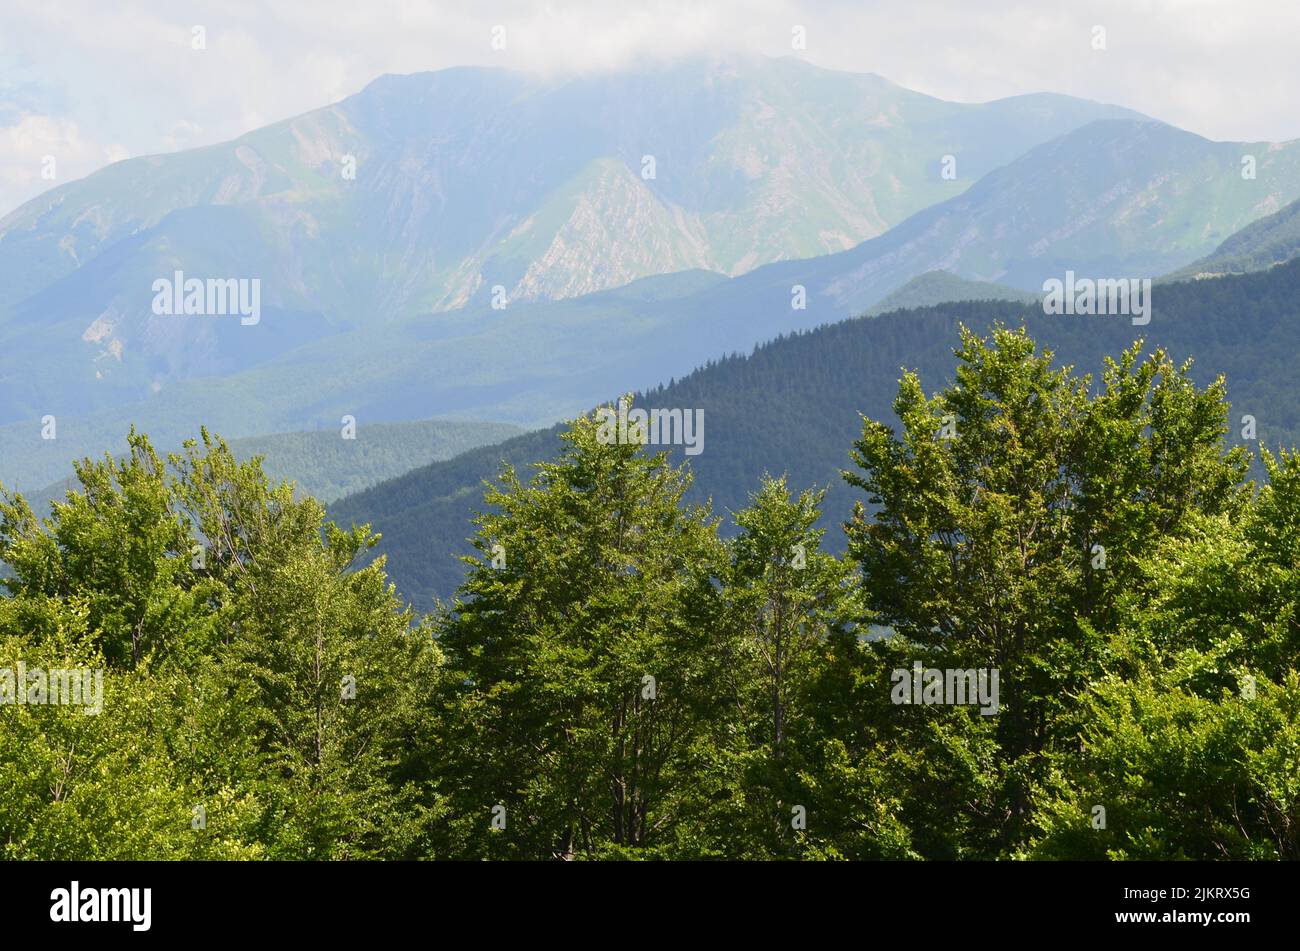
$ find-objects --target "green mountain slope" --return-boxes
[0,55,1140,413]
[0,268,724,489]
[220,417,523,502]
[331,257,1300,609]
[1166,195,1300,279]
[12,117,1298,493]
[866,270,1037,315]
[14,416,524,517]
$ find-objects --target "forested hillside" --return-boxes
[6,327,1298,860]
[332,256,1300,608]
[21,417,524,517]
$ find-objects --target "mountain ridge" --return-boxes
[7,117,1300,490]
[329,257,1300,608]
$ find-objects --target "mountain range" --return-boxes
[329,254,1300,607]
[5,56,1300,496]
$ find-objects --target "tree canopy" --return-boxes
[2,327,1297,860]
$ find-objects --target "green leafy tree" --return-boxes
[0,429,441,859]
[0,430,212,668]
[843,325,1249,852]
[718,476,862,857]
[434,405,730,859]
[1032,450,1300,858]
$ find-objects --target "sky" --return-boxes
[2,0,1299,217]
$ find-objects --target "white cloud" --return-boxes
[0,115,128,209]
[160,118,205,153]
[2,0,1298,216]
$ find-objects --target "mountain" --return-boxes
[0,55,1141,415]
[9,115,1300,491]
[10,59,1300,497]
[13,416,525,520]
[224,417,524,501]
[865,270,1037,315]
[1166,195,1300,279]
[0,268,725,489]
[738,119,1300,314]
[330,257,1300,609]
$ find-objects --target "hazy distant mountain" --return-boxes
[1165,195,1300,279]
[7,113,1300,491]
[17,416,524,518]
[733,119,1300,317]
[10,60,1300,494]
[865,270,1037,315]
[0,268,725,488]
[0,55,1141,416]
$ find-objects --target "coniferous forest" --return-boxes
[332,257,1300,609]
[4,325,1297,861]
